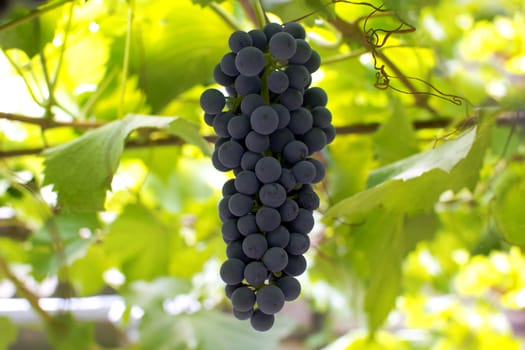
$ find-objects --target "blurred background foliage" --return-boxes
[0,0,524,349]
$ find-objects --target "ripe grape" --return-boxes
[218,140,244,169]
[255,206,281,232]
[229,30,253,53]
[250,309,274,332]
[220,52,239,76]
[283,22,306,39]
[244,261,268,286]
[245,131,270,153]
[250,105,279,135]
[242,233,268,259]
[283,140,308,164]
[275,276,301,301]
[262,247,288,272]
[200,88,225,114]
[237,214,258,236]
[269,32,297,60]
[268,70,289,94]
[256,285,285,314]
[228,193,253,217]
[234,170,260,195]
[235,75,261,96]
[231,286,256,312]
[259,183,287,208]
[266,226,290,248]
[286,233,310,255]
[235,46,265,77]
[220,258,246,285]
[292,160,317,184]
[255,157,282,183]
[248,29,267,50]
[278,198,299,222]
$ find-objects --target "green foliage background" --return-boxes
[0,0,524,349]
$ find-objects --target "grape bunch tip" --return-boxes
[200,21,335,332]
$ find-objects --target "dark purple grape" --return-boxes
[255,206,281,232]
[283,22,306,39]
[323,125,336,144]
[237,214,258,236]
[303,87,328,108]
[311,106,332,128]
[289,39,312,65]
[304,50,321,73]
[279,168,297,192]
[280,88,303,110]
[241,151,262,171]
[240,94,266,115]
[242,233,268,259]
[220,52,240,76]
[282,140,308,164]
[213,111,234,138]
[269,32,297,60]
[244,261,268,286]
[219,195,234,222]
[285,65,310,90]
[286,233,310,255]
[212,150,229,172]
[235,46,265,77]
[268,70,289,94]
[256,285,285,315]
[250,106,279,135]
[279,198,299,222]
[292,160,316,184]
[250,309,274,331]
[220,258,246,285]
[226,240,249,262]
[271,104,291,129]
[218,140,244,169]
[255,157,282,183]
[263,23,283,40]
[297,185,320,210]
[287,208,314,234]
[248,29,267,50]
[228,114,251,139]
[284,254,307,276]
[288,107,313,135]
[245,131,270,153]
[303,127,327,154]
[229,30,253,53]
[222,219,242,242]
[234,170,260,195]
[233,308,254,320]
[275,276,301,301]
[259,183,287,208]
[269,128,295,154]
[262,247,288,272]
[308,158,326,183]
[266,226,290,248]
[231,286,256,312]
[228,193,253,217]
[213,64,235,86]
[222,179,236,196]
[200,88,225,114]
[235,75,261,96]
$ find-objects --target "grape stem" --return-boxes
[251,0,267,29]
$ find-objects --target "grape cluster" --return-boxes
[200,22,335,332]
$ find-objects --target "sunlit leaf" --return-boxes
[0,317,17,350]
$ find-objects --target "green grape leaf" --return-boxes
[43,115,208,212]
[0,4,60,57]
[0,317,17,350]
[360,210,404,334]
[29,212,100,280]
[107,1,232,112]
[492,163,525,246]
[104,204,173,281]
[326,110,496,220]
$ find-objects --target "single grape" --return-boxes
[308,158,326,183]
[240,94,266,115]
[228,114,251,139]
[220,258,246,285]
[302,127,327,154]
[283,22,306,39]
[233,308,254,320]
[250,309,275,331]
[255,157,282,183]
[303,87,328,108]
[242,233,268,259]
[288,107,314,135]
[222,178,236,196]
[213,111,234,138]
[279,88,303,111]
[286,233,310,255]
[269,128,295,154]
[222,219,242,242]
[292,160,317,184]
[235,75,261,96]
[259,183,287,208]
[256,285,285,315]
[279,198,299,222]
[283,254,307,276]
[268,70,289,94]
[271,103,291,129]
[304,50,321,73]
[269,32,297,60]
[311,106,332,128]
[279,168,297,192]
[262,246,289,272]
[200,88,225,114]
[245,131,270,153]
[244,261,268,286]
[220,52,240,76]
[241,151,262,171]
[250,106,279,135]
[228,193,253,217]
[237,214,258,236]
[275,276,301,301]
[218,140,244,169]
[255,206,281,232]
[297,185,320,210]
[248,29,268,50]
[285,65,311,90]
[288,208,314,234]
[228,30,253,53]
[231,286,256,312]
[234,170,260,195]
[282,140,308,164]
[263,22,283,40]
[226,240,249,262]
[289,39,312,65]
[235,46,266,77]
[266,226,290,248]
